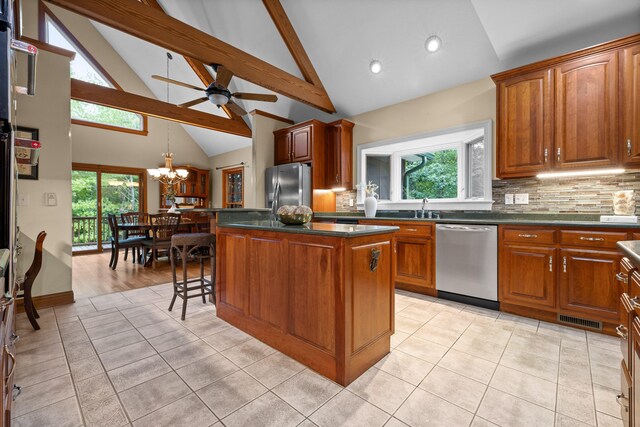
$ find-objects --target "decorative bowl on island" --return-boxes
[277,205,313,225]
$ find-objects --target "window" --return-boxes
[42,11,146,134]
[357,120,493,210]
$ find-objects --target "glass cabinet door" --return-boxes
[223,167,244,208]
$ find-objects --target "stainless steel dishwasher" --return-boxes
[435,224,498,309]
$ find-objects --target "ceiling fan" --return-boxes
[151,65,277,116]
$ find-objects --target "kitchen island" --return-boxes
[215,221,399,386]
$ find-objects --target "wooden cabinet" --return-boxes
[273,120,325,166]
[159,166,210,208]
[559,248,621,321]
[325,119,354,190]
[360,220,435,295]
[555,51,618,170]
[622,44,640,166]
[501,244,557,310]
[496,69,553,177]
[492,35,640,178]
[499,225,632,333]
[633,318,640,427]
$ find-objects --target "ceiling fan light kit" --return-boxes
[369,60,382,74]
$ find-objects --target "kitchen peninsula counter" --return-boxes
[215,221,398,386]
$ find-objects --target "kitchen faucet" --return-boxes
[421,198,429,218]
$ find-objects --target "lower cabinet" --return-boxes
[500,243,556,309]
[394,236,434,291]
[633,318,640,426]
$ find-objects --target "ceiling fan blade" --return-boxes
[226,101,247,116]
[214,65,233,88]
[232,93,278,102]
[151,75,206,91]
[179,97,209,108]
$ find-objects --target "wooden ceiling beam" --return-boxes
[261,0,325,89]
[47,0,336,114]
[139,0,249,128]
[70,79,252,137]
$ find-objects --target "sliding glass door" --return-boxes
[72,164,146,254]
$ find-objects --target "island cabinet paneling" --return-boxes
[288,241,336,353]
[496,69,553,177]
[215,226,394,386]
[499,225,633,334]
[554,51,618,170]
[622,43,640,166]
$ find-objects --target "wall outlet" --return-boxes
[505,194,514,205]
[515,193,529,204]
[349,198,354,207]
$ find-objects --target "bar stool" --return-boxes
[168,233,216,320]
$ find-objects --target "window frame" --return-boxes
[356,120,493,211]
[38,1,148,136]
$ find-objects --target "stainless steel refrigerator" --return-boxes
[265,163,311,211]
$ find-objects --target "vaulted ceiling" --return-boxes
[87,0,640,157]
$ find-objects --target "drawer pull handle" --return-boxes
[616,325,628,339]
[579,237,605,241]
[629,296,640,309]
[544,148,548,163]
[405,228,418,232]
[557,148,561,162]
[616,272,629,284]
[518,234,538,238]
[549,255,553,272]
[563,256,567,273]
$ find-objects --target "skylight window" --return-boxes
[44,15,146,134]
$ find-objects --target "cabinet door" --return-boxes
[633,319,640,427]
[394,237,434,289]
[325,125,341,187]
[497,69,553,177]
[555,51,618,169]
[559,248,621,321]
[291,126,312,163]
[500,244,556,309]
[274,132,291,165]
[622,44,640,166]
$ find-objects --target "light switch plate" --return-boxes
[349,198,354,207]
[45,192,57,206]
[505,194,514,205]
[515,193,529,204]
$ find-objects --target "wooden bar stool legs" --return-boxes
[21,231,46,331]
[168,233,215,321]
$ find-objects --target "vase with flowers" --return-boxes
[364,181,379,218]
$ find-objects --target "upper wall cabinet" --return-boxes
[555,51,618,170]
[492,34,640,178]
[497,69,553,177]
[622,44,640,166]
[273,119,327,188]
[325,119,355,190]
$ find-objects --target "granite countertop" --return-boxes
[314,212,640,229]
[218,220,399,237]
[618,241,640,266]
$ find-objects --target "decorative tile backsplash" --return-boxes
[335,172,640,214]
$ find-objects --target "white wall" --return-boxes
[16,50,73,297]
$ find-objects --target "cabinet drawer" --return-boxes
[503,228,556,244]
[560,230,628,249]
[396,223,432,237]
[631,271,640,299]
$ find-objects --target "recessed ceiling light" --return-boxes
[369,60,382,74]
[425,35,442,53]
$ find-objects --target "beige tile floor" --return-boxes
[11,285,624,427]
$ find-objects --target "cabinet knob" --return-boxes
[579,236,604,242]
[518,234,537,238]
[629,296,640,310]
[617,393,629,411]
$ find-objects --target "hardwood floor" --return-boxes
[72,251,212,299]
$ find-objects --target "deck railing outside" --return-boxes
[72,216,111,247]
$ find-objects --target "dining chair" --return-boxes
[121,212,150,263]
[107,214,148,270]
[144,213,181,268]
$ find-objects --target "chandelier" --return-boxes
[147,52,189,186]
